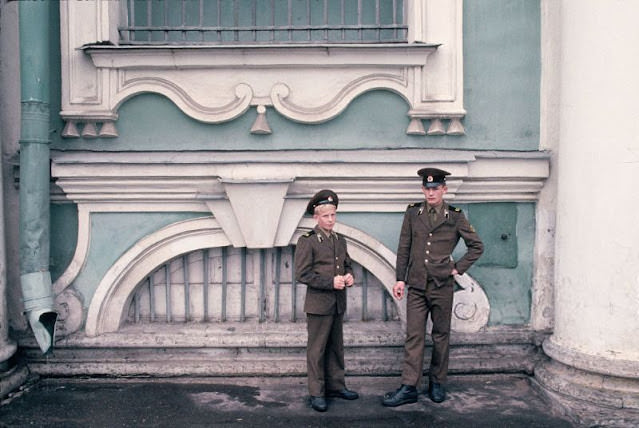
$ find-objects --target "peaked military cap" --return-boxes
[417,167,451,188]
[306,189,339,215]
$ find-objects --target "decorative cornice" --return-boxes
[51,149,550,206]
[50,149,550,256]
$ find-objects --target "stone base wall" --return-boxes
[18,324,546,379]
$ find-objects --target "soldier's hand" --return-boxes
[393,281,405,300]
[343,273,354,287]
[333,276,345,290]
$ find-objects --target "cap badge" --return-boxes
[427,176,434,182]
[327,196,333,202]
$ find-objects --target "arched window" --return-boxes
[126,245,399,324]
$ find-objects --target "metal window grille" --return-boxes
[119,0,407,45]
[126,245,398,324]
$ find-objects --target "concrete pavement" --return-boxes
[0,373,582,427]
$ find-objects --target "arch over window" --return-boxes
[85,217,402,336]
[125,246,399,325]
[86,216,489,336]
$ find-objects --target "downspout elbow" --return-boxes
[21,271,57,354]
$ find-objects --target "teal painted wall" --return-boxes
[50,204,78,283]
[47,1,541,326]
[463,0,541,148]
[338,212,404,253]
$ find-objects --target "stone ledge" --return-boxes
[19,323,545,348]
[17,325,547,377]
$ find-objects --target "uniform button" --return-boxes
[429,233,433,237]
[424,259,429,263]
[426,250,430,254]
[427,242,431,246]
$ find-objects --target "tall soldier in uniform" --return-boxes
[383,168,483,407]
[295,190,359,412]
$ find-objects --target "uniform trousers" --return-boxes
[401,278,454,387]
[306,311,346,396]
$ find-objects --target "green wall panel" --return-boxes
[468,203,535,325]
[338,212,404,254]
[50,203,78,283]
[463,0,541,149]
[468,203,518,268]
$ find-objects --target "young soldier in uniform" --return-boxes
[383,168,484,407]
[295,189,359,412]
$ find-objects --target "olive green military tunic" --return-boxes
[396,202,483,386]
[295,225,353,396]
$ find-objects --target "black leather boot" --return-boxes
[310,396,327,412]
[382,384,418,407]
[428,382,446,403]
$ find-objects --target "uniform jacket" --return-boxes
[396,202,483,289]
[295,225,353,315]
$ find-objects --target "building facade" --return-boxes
[1,1,637,425]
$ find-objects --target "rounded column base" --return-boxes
[534,339,639,426]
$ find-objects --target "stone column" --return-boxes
[535,0,639,424]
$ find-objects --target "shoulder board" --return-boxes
[447,205,462,212]
[407,202,423,209]
[303,230,316,237]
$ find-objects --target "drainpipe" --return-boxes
[18,1,57,353]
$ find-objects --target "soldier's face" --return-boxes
[422,185,447,207]
[314,205,337,232]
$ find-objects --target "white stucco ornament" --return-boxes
[54,289,83,336]
[59,0,465,136]
[425,273,490,334]
[451,273,491,332]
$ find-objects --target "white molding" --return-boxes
[59,0,465,135]
[51,149,549,310]
[51,149,550,208]
[51,150,549,246]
